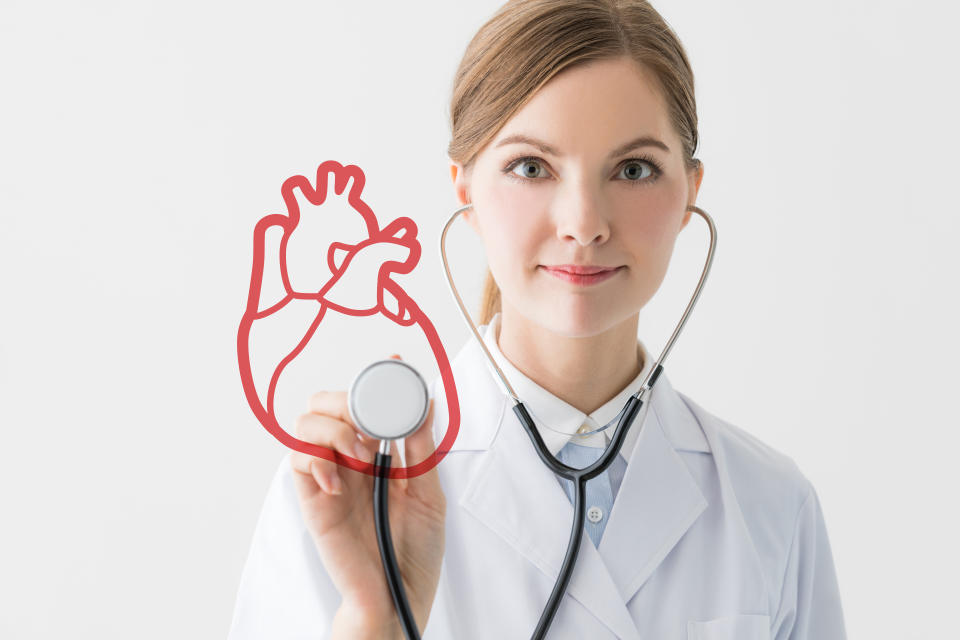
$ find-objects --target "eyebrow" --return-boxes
[494,133,670,157]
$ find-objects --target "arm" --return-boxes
[227,456,418,640]
[771,483,848,640]
[331,599,404,640]
[228,454,343,639]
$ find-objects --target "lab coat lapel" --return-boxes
[455,338,643,640]
[597,370,710,604]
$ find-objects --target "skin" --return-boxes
[298,55,706,639]
[450,55,705,415]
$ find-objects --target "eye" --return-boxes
[507,158,550,180]
[619,160,655,182]
[502,155,663,186]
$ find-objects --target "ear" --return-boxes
[680,161,705,231]
[449,160,479,234]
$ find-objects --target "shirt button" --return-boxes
[587,506,603,523]
[576,424,590,435]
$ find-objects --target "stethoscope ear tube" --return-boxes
[368,203,717,638]
[373,451,422,640]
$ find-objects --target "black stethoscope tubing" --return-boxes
[373,364,661,640]
[372,203,715,640]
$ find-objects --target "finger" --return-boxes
[307,390,359,430]
[403,397,441,503]
[355,432,402,489]
[305,387,400,491]
[291,410,370,470]
[386,437,406,492]
[382,354,412,491]
[385,354,437,496]
[306,389,384,459]
[291,412,374,495]
[307,388,380,451]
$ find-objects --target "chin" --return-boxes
[532,303,622,339]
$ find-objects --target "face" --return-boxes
[449,55,704,337]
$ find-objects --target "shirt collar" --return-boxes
[479,312,656,460]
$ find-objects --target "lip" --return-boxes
[540,265,623,286]
[543,264,620,275]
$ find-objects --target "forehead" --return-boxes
[490,57,673,156]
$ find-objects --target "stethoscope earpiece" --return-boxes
[347,359,429,441]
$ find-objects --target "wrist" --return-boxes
[332,597,403,640]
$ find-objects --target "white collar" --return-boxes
[478,312,656,460]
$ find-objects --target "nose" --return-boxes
[553,181,611,246]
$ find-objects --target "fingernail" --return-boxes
[354,441,372,463]
[327,471,343,495]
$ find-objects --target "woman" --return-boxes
[230,1,847,638]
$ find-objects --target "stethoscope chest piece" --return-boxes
[347,359,429,441]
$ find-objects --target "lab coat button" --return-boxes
[587,506,603,523]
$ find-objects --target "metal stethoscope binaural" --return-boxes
[346,203,717,639]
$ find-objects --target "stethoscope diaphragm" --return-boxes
[347,359,430,441]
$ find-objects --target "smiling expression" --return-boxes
[451,55,703,337]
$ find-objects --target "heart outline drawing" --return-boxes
[236,160,460,479]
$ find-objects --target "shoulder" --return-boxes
[677,390,843,604]
[680,392,846,635]
[679,390,814,514]
[677,391,824,600]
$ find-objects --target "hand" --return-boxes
[289,356,446,636]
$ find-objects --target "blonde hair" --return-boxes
[447,0,702,326]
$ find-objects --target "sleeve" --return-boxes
[228,453,343,640]
[771,482,847,640]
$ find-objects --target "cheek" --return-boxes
[476,185,547,266]
[624,210,675,258]
[619,179,685,241]
[616,188,685,283]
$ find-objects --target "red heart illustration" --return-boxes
[236,160,459,479]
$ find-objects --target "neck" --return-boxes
[495,303,644,415]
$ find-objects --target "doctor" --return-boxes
[229,1,847,638]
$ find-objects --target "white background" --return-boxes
[2,0,958,637]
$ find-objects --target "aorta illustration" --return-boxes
[236,161,460,479]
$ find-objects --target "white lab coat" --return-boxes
[229,325,846,639]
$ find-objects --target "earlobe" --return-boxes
[461,203,479,235]
[680,162,705,231]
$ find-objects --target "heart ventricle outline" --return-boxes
[236,161,461,480]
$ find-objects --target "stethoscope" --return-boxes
[346,203,717,639]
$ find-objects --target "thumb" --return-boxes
[390,353,439,490]
[403,395,439,501]
[388,353,433,452]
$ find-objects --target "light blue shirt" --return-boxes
[480,312,655,548]
[555,441,626,547]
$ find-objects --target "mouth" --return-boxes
[539,265,624,286]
